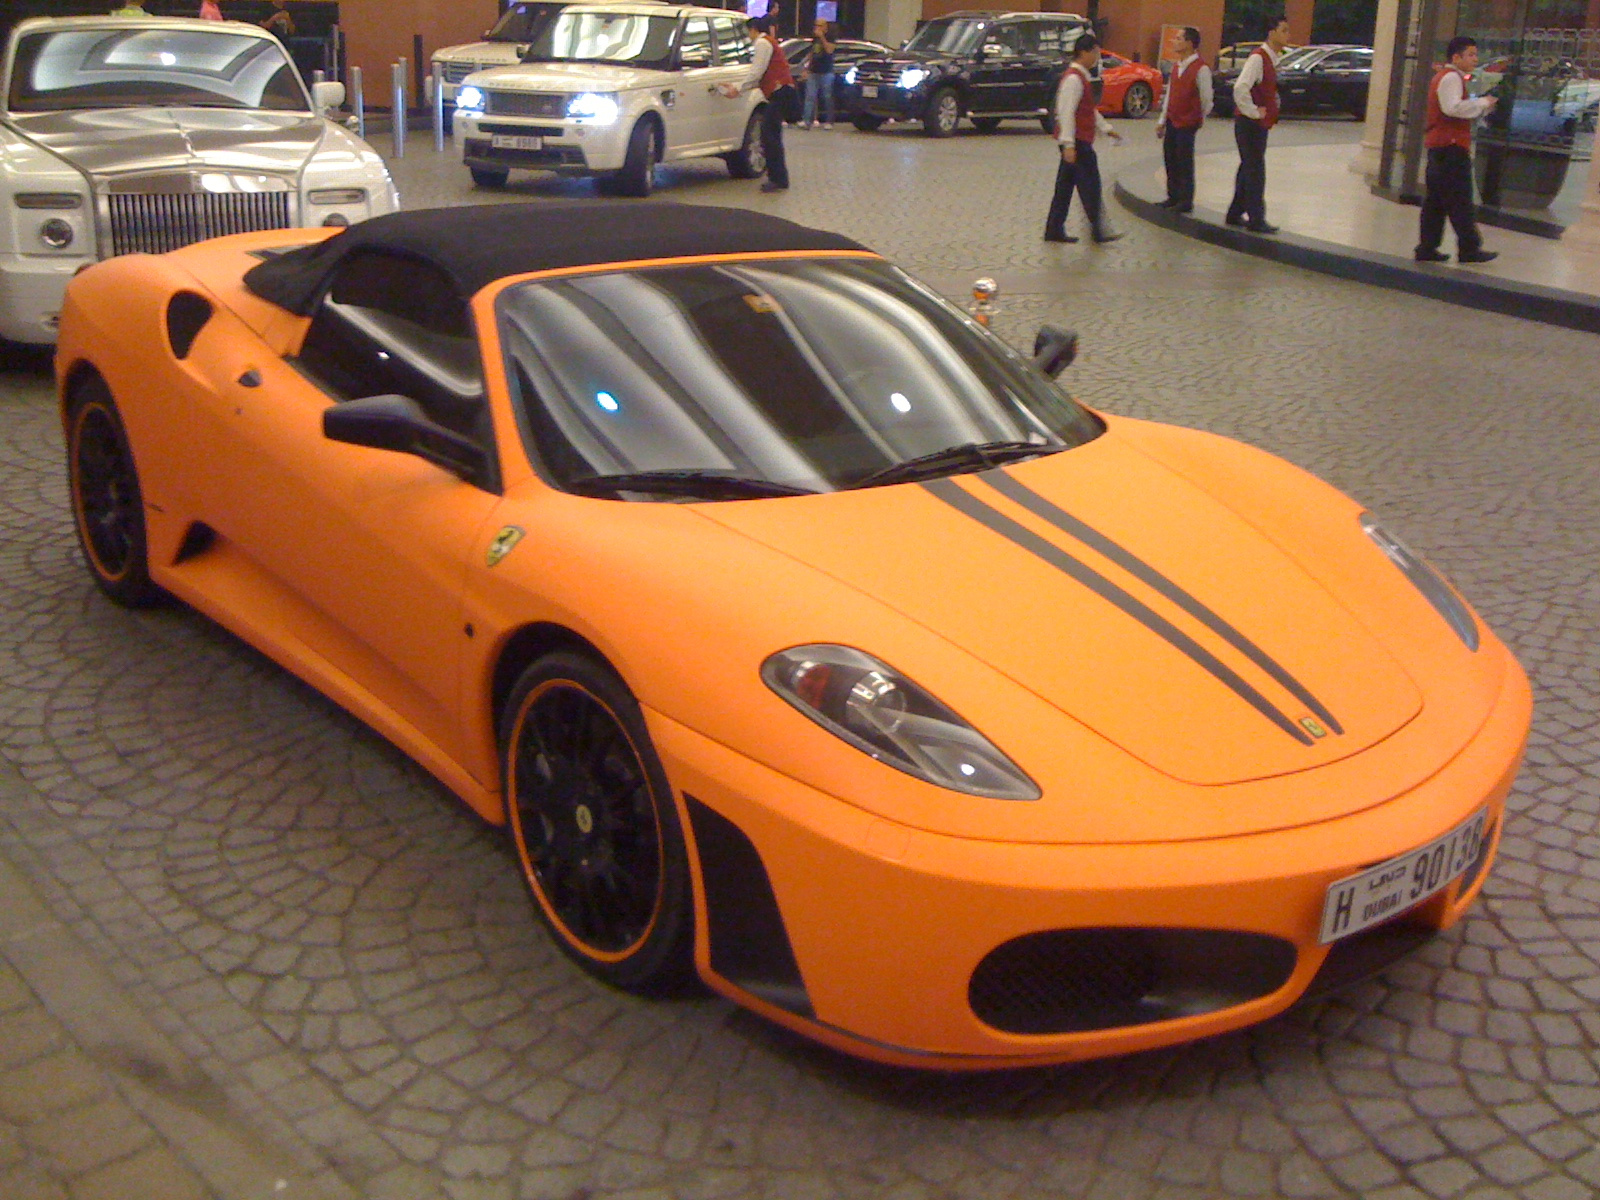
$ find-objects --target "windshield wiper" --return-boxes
[852,441,1059,489]
[567,470,817,500]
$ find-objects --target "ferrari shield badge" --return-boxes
[486,526,524,567]
[1300,716,1330,739]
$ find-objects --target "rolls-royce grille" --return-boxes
[485,91,566,118]
[108,192,292,256]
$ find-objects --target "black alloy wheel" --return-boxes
[923,86,961,136]
[67,376,162,607]
[500,651,694,993]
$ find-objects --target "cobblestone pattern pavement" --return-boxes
[0,120,1597,1200]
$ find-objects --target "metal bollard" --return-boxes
[432,61,445,153]
[351,66,365,140]
[970,277,998,327]
[391,59,408,159]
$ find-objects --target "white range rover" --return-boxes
[453,3,766,197]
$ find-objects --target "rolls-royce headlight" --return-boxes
[38,219,75,249]
[762,645,1040,800]
[568,92,620,124]
[308,188,368,205]
[15,193,84,210]
[1360,513,1479,650]
[898,66,928,89]
[456,85,485,112]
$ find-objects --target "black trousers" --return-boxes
[1417,144,1481,255]
[761,88,790,188]
[1163,124,1199,207]
[1045,141,1105,237]
[1228,115,1269,223]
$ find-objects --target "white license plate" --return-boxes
[861,85,878,98]
[491,134,543,150]
[1319,808,1488,943]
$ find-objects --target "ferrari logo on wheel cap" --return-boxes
[486,526,524,567]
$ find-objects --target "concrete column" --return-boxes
[1561,147,1600,249]
[865,0,921,51]
[1351,0,1403,179]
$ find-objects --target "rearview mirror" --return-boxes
[1033,325,1077,377]
[324,394,488,482]
[312,80,346,112]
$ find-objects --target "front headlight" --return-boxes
[763,645,1040,799]
[567,92,620,124]
[898,66,928,89]
[843,64,858,84]
[1360,513,1479,650]
[456,85,485,112]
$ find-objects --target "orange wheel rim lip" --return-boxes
[506,677,666,963]
[69,401,133,584]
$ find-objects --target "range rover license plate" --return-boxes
[492,134,543,150]
[1319,807,1488,943]
[861,85,878,98]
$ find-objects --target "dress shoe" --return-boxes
[1224,213,1247,226]
[1245,221,1279,234]
[1413,248,1450,263]
[1092,229,1125,244]
[1175,203,1193,214]
[1043,231,1079,243]
[759,180,788,192]
[1156,198,1178,208]
[1458,249,1498,264]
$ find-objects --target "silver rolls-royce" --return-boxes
[0,15,399,345]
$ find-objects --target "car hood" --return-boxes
[466,61,664,91]
[698,435,1424,788]
[436,42,524,64]
[6,108,324,181]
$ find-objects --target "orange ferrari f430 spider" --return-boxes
[57,203,1530,1068]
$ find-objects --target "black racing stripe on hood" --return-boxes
[979,469,1344,735]
[920,477,1315,747]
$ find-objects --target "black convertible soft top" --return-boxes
[243,201,872,315]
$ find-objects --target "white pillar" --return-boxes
[1351,0,1403,180]
[865,0,919,51]
[1561,148,1600,249]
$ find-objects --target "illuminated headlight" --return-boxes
[15,193,84,210]
[308,188,367,205]
[1360,513,1479,650]
[38,219,75,249]
[898,66,928,89]
[843,64,858,84]
[567,92,620,124]
[762,645,1040,799]
[456,85,485,112]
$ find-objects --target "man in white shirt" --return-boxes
[1043,33,1124,244]
[1415,36,1499,264]
[1155,27,1213,213]
[1226,14,1290,234]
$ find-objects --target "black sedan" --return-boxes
[781,36,894,123]
[1212,45,1372,119]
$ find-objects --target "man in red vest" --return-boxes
[1226,14,1290,234]
[1415,36,1499,264]
[722,16,797,192]
[1043,33,1125,244]
[1155,26,1212,213]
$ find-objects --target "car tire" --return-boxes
[850,113,884,132]
[470,165,510,188]
[971,116,1002,133]
[1039,114,1056,134]
[613,119,659,198]
[1122,81,1153,119]
[923,86,961,136]
[724,107,766,178]
[66,374,163,608]
[499,650,696,995]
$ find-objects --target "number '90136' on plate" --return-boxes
[1319,808,1488,944]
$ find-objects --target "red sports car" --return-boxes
[1099,52,1163,119]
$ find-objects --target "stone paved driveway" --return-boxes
[0,121,1596,1200]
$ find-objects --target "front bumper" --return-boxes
[856,82,930,121]
[648,647,1531,1068]
[0,255,91,345]
[455,113,628,173]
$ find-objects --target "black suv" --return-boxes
[847,10,1089,136]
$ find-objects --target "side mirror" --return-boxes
[312,80,346,112]
[324,394,487,481]
[1033,325,1077,377]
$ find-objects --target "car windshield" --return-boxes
[1276,46,1323,70]
[903,18,988,56]
[498,257,1103,500]
[486,2,562,42]
[522,12,677,66]
[7,26,307,113]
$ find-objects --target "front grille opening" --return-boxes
[969,927,1298,1036]
[109,191,291,257]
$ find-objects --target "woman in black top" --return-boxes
[801,19,836,129]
